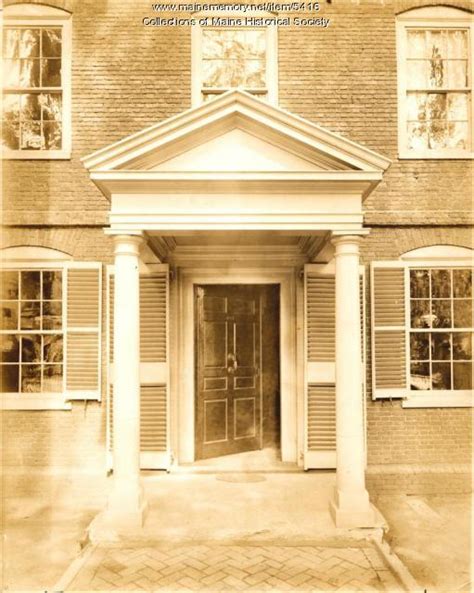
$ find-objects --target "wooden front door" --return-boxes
[195,285,262,460]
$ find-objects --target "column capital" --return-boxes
[112,233,144,257]
[331,234,364,256]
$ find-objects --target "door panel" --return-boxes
[196,285,262,460]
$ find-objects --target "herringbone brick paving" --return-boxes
[69,544,401,591]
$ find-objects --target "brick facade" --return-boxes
[2,0,472,489]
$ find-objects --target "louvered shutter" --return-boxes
[65,263,101,400]
[304,263,366,470]
[107,265,170,470]
[371,263,408,399]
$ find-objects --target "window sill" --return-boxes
[2,149,71,160]
[1,394,72,410]
[402,390,473,408]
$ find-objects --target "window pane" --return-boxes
[407,121,428,150]
[3,29,20,58]
[410,362,430,390]
[42,302,62,329]
[20,301,41,330]
[432,300,451,328]
[1,271,19,299]
[3,59,21,87]
[21,271,41,299]
[447,30,468,58]
[21,120,43,150]
[410,332,430,360]
[426,93,446,120]
[410,269,430,298]
[2,335,19,362]
[428,121,447,149]
[407,92,427,122]
[245,60,265,87]
[41,93,62,121]
[2,94,21,149]
[447,122,468,149]
[453,362,472,389]
[407,30,426,58]
[21,94,41,120]
[43,271,62,299]
[432,362,451,390]
[453,333,472,360]
[19,59,40,87]
[42,29,62,58]
[41,58,61,87]
[43,121,62,150]
[1,365,19,392]
[411,299,431,328]
[407,60,428,88]
[453,269,472,297]
[453,300,473,328]
[43,364,62,392]
[431,269,450,298]
[19,29,40,58]
[43,334,63,363]
[447,93,468,121]
[447,60,468,88]
[21,335,41,363]
[432,332,451,360]
[1,303,18,330]
[21,364,41,392]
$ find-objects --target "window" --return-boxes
[371,247,474,407]
[1,270,64,393]
[409,268,472,391]
[2,4,72,159]
[191,12,278,106]
[1,250,102,410]
[396,7,473,158]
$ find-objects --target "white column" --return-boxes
[99,234,147,533]
[329,234,375,528]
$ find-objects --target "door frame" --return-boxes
[175,267,300,464]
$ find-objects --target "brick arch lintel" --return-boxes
[3,0,73,14]
[394,1,473,15]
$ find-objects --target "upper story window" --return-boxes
[191,13,278,107]
[2,4,72,159]
[396,7,473,159]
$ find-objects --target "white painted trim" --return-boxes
[305,451,336,470]
[401,245,474,261]
[2,396,72,410]
[396,7,474,160]
[402,392,473,408]
[176,267,298,464]
[3,8,72,160]
[82,90,391,173]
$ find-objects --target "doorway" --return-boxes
[194,284,280,461]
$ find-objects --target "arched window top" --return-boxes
[1,246,72,262]
[397,6,473,20]
[400,245,473,262]
[4,3,71,18]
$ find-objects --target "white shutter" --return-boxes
[106,265,170,470]
[371,263,408,399]
[65,263,101,400]
[304,263,366,470]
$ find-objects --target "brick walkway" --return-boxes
[68,543,401,591]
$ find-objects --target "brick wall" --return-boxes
[2,0,473,480]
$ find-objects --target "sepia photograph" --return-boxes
[1,0,472,591]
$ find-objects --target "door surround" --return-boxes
[175,267,299,464]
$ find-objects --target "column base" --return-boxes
[329,487,376,528]
[87,483,148,543]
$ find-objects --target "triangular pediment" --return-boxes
[82,90,391,176]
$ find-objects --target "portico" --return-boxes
[82,90,391,535]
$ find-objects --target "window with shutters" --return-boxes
[1,269,64,394]
[396,7,473,159]
[1,257,101,410]
[2,4,72,159]
[371,248,473,407]
[191,13,278,107]
[409,268,472,391]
